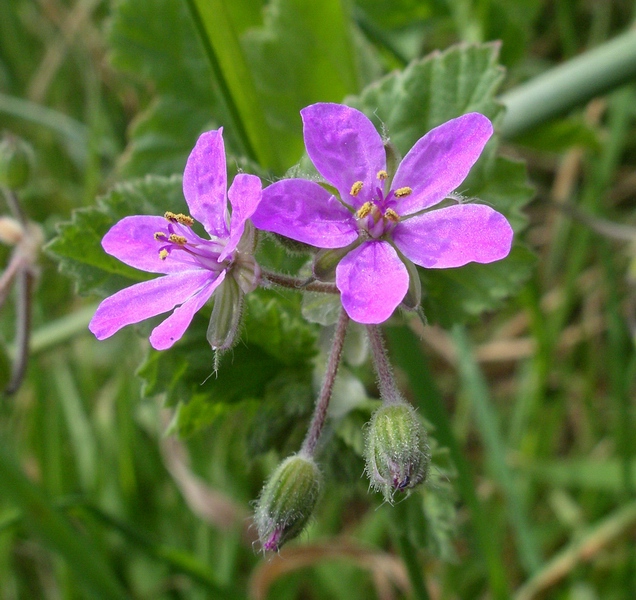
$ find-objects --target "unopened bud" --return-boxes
[255,454,322,552]
[207,277,242,351]
[364,403,430,502]
[0,135,33,190]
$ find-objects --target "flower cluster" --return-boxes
[90,103,515,552]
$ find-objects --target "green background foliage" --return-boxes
[2,0,636,598]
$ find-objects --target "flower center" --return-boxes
[350,173,411,239]
[153,211,227,272]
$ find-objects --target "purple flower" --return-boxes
[252,103,513,324]
[89,129,261,350]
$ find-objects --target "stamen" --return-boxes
[164,211,194,226]
[168,234,187,245]
[159,249,169,260]
[356,202,373,219]
[384,209,399,222]
[154,232,167,240]
[394,187,412,198]
[350,181,364,197]
[376,170,388,180]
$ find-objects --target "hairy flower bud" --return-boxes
[255,454,322,552]
[0,135,33,190]
[364,403,430,502]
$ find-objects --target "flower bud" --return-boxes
[0,135,33,190]
[364,403,430,503]
[255,454,322,552]
[207,277,242,351]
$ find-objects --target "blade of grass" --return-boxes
[183,0,280,170]
[0,441,128,599]
[453,325,542,575]
[385,324,510,599]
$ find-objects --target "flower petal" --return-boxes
[102,215,197,274]
[88,269,214,340]
[252,178,358,248]
[335,241,409,324]
[219,173,262,261]
[393,203,513,268]
[392,113,493,215]
[301,103,386,207]
[183,129,229,238]
[149,270,225,350]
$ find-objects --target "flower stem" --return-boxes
[366,325,403,405]
[300,308,349,457]
[261,269,338,294]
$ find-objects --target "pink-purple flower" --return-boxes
[89,128,261,350]
[252,103,514,323]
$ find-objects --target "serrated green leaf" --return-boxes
[242,291,318,366]
[46,176,185,296]
[138,291,318,438]
[347,42,505,155]
[421,244,536,327]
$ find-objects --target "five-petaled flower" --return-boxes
[252,103,513,324]
[89,128,261,350]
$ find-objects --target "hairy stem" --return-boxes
[301,308,349,457]
[261,269,338,294]
[366,325,403,405]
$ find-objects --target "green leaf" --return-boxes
[46,176,184,296]
[108,0,228,176]
[138,291,319,438]
[242,0,362,166]
[421,245,536,327]
[347,42,505,154]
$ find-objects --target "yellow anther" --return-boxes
[175,213,194,226]
[350,181,364,196]
[154,232,167,241]
[377,170,388,180]
[164,211,193,225]
[356,201,373,219]
[394,187,412,198]
[168,234,187,244]
[384,209,400,222]
[159,249,169,260]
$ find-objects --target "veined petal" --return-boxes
[335,241,409,324]
[149,270,225,350]
[102,215,192,274]
[220,173,262,261]
[393,113,493,215]
[301,103,385,207]
[88,270,213,340]
[393,203,513,268]
[252,179,358,248]
[183,129,229,238]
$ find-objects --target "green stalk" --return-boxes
[499,28,636,138]
[183,0,280,170]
